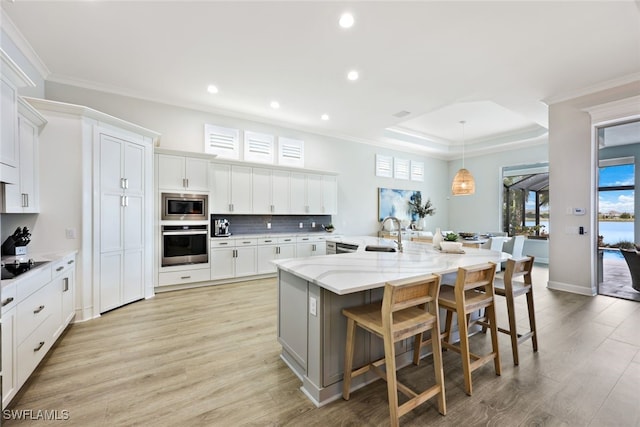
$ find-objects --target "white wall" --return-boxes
[37,82,450,239]
[447,143,548,233]
[548,81,640,296]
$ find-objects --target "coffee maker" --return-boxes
[213,218,231,237]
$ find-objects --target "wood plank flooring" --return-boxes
[4,266,640,426]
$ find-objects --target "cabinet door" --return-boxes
[230,165,252,213]
[235,246,257,277]
[210,163,231,214]
[123,247,144,304]
[313,241,327,256]
[278,244,296,260]
[2,306,16,408]
[99,137,124,253]
[4,116,39,213]
[184,157,209,191]
[61,264,75,326]
[271,169,290,214]
[306,174,323,214]
[322,175,337,214]
[99,252,123,313]
[296,242,313,258]
[0,77,19,182]
[257,245,277,274]
[211,247,235,280]
[252,167,272,214]
[157,154,186,190]
[290,172,307,214]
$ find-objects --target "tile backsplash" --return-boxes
[211,214,332,235]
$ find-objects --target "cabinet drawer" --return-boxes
[51,254,75,279]
[16,313,58,387]
[1,282,17,313]
[16,280,60,345]
[235,238,257,246]
[158,268,210,286]
[258,237,277,245]
[16,265,52,300]
[296,235,326,243]
[210,239,235,248]
[277,236,295,244]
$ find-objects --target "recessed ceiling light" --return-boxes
[207,85,218,94]
[347,70,359,81]
[321,114,330,121]
[270,101,280,109]
[339,12,354,29]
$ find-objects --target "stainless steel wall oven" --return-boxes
[161,224,208,266]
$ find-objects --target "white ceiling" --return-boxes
[2,1,640,159]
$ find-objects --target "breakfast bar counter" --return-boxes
[272,236,508,406]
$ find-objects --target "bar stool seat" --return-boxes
[342,273,446,427]
[438,262,501,396]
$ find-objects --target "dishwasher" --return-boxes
[335,242,359,254]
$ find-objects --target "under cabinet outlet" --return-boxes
[299,222,303,228]
[65,228,76,239]
[312,222,316,228]
[309,297,317,316]
[267,222,271,229]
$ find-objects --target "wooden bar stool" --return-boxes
[342,274,446,427]
[492,256,538,365]
[438,262,500,396]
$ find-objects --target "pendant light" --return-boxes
[451,120,476,195]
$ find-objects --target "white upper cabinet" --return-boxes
[0,50,35,184]
[2,99,46,213]
[290,172,336,214]
[210,163,252,214]
[252,167,290,214]
[157,153,209,192]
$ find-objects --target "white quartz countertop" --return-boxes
[272,236,509,295]
[1,250,77,288]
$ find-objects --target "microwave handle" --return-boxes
[162,230,208,236]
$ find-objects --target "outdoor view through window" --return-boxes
[598,162,635,247]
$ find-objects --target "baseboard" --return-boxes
[547,280,596,296]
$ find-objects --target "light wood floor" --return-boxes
[5,265,640,426]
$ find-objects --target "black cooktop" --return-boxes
[1,260,49,280]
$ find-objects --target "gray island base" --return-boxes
[273,237,508,407]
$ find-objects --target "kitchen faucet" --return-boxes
[380,216,403,253]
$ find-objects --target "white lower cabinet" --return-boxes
[158,268,211,286]
[2,253,76,409]
[210,238,257,280]
[296,235,327,257]
[2,283,17,409]
[257,237,296,274]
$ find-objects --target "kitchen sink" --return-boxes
[364,245,397,253]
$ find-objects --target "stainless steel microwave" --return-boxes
[161,193,208,221]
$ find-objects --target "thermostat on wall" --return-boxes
[573,207,586,215]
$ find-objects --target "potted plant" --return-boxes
[440,232,463,252]
[407,192,436,230]
[323,223,335,233]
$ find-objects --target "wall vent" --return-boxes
[244,131,274,163]
[204,124,240,159]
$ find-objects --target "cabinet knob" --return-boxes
[33,304,45,314]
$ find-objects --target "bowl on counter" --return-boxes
[440,241,463,252]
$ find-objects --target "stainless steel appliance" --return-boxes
[161,224,208,266]
[1,259,49,280]
[212,218,231,237]
[161,193,208,221]
[336,242,358,254]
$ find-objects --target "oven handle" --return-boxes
[162,230,208,236]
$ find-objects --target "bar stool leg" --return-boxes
[487,304,502,375]
[383,333,400,427]
[526,290,538,352]
[505,290,520,365]
[343,318,357,400]
[456,304,473,396]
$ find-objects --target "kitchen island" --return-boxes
[272,236,509,406]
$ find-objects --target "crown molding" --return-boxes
[1,8,50,80]
[543,72,640,105]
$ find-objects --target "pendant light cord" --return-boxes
[460,120,466,168]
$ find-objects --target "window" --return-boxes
[598,157,635,246]
[502,163,549,237]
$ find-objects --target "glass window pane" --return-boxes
[599,164,634,187]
